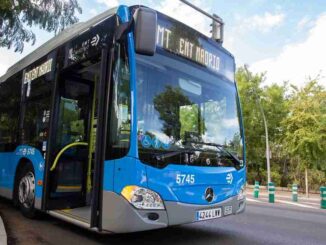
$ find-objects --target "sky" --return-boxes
[1,0,326,87]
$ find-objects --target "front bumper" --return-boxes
[101,191,246,233]
[165,195,246,225]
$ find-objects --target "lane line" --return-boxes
[297,201,320,206]
[246,197,263,203]
[248,197,321,208]
[262,196,320,206]
[277,200,318,209]
[257,193,320,201]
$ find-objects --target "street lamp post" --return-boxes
[245,66,271,185]
[257,98,271,184]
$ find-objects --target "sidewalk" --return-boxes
[0,215,7,245]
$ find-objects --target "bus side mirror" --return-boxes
[133,7,157,56]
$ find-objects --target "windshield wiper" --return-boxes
[154,148,201,161]
[185,141,241,164]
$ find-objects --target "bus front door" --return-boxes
[47,76,96,210]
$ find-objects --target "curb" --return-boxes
[0,215,7,245]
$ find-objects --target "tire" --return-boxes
[17,164,37,218]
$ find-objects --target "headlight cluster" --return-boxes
[121,185,165,210]
[237,185,246,201]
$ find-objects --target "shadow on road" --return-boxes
[0,197,236,245]
[3,197,325,245]
[51,216,234,245]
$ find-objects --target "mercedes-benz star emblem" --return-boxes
[205,187,214,202]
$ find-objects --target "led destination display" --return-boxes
[156,13,234,80]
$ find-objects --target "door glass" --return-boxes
[51,80,92,196]
[56,80,91,149]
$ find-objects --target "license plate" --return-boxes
[196,208,222,221]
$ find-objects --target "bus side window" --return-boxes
[106,42,131,160]
[0,73,21,152]
[22,77,51,151]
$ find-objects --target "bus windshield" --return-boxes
[136,51,243,168]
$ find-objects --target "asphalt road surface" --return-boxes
[1,197,326,245]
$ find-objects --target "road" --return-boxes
[0,196,326,245]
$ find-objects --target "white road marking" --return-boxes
[298,201,320,206]
[277,200,318,209]
[246,192,323,209]
[258,193,320,201]
[247,197,321,209]
[246,198,263,203]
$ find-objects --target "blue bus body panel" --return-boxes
[0,145,44,199]
[103,156,245,205]
[103,157,148,193]
[146,164,245,204]
[0,153,13,192]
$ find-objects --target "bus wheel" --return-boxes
[17,164,36,218]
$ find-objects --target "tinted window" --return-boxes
[22,77,52,151]
[0,74,21,151]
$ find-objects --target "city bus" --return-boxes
[0,3,246,233]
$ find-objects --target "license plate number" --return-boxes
[196,208,222,221]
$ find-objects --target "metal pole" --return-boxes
[179,0,224,24]
[179,0,224,43]
[245,66,271,184]
[257,99,271,183]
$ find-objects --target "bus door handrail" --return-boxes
[50,142,89,171]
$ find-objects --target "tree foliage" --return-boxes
[236,66,265,167]
[0,0,82,52]
[237,66,325,189]
[282,80,326,170]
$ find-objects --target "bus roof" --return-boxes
[0,7,117,84]
[0,5,233,84]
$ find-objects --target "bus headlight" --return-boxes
[237,185,246,201]
[121,186,165,210]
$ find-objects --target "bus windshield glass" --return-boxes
[136,51,243,169]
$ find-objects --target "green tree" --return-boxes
[236,66,266,183]
[236,66,289,185]
[0,0,82,52]
[282,79,326,196]
[261,83,290,186]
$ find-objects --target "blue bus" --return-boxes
[0,4,246,233]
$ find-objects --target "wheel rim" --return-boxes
[18,171,35,209]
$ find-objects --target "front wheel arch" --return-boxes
[13,158,31,207]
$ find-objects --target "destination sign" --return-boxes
[157,25,220,72]
[24,59,53,83]
[156,13,234,80]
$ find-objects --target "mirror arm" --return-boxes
[114,20,134,43]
